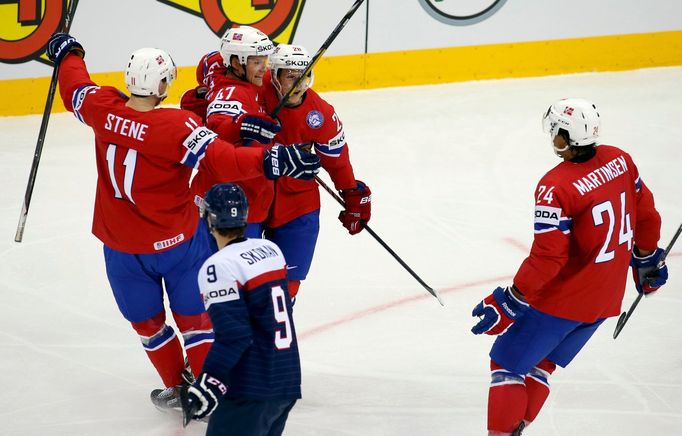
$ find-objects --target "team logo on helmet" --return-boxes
[306,110,324,129]
[0,0,73,65]
[159,0,305,44]
[419,0,507,25]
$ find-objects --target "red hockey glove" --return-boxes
[471,286,529,336]
[180,86,209,121]
[338,180,371,235]
[630,247,668,296]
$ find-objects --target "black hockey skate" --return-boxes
[150,385,184,411]
[151,366,195,412]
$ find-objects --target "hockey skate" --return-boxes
[151,366,195,412]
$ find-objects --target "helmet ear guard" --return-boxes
[125,48,177,98]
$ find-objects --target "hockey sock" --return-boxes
[174,312,214,378]
[132,312,184,387]
[488,360,527,433]
[287,279,301,299]
[524,358,556,424]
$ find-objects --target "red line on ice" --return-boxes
[298,275,513,340]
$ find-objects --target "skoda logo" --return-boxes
[420,0,507,25]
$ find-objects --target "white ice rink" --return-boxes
[1,67,681,436]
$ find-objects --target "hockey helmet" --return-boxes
[220,26,274,68]
[125,48,177,98]
[202,183,249,231]
[269,44,314,95]
[542,98,601,148]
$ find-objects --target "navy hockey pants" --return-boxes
[207,398,297,436]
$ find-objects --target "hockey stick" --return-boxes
[267,0,441,305]
[14,0,80,243]
[269,0,365,118]
[613,222,682,339]
[316,176,444,306]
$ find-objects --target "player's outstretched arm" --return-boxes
[471,286,529,336]
[47,33,96,114]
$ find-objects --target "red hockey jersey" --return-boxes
[514,145,661,322]
[190,51,274,224]
[58,54,264,253]
[262,75,357,228]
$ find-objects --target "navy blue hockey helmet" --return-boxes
[202,183,249,230]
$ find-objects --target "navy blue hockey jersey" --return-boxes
[198,237,301,400]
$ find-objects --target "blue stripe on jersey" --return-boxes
[72,85,98,124]
[203,51,218,78]
[181,126,217,169]
[140,324,176,351]
[314,130,346,157]
[534,218,572,234]
[634,176,642,192]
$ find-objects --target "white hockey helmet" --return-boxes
[220,25,275,67]
[542,98,601,147]
[270,44,314,93]
[125,48,177,98]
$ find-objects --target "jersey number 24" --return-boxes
[591,191,633,263]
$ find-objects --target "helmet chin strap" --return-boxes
[553,142,570,155]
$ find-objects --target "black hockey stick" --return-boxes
[267,0,441,305]
[613,222,682,339]
[269,0,365,118]
[180,385,196,427]
[317,176,444,306]
[14,0,80,243]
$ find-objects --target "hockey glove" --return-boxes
[631,247,668,296]
[338,181,371,235]
[46,33,84,64]
[471,286,529,336]
[180,86,209,122]
[235,113,281,145]
[263,144,321,181]
[181,373,227,426]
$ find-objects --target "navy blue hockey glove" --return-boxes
[235,113,281,145]
[631,247,668,296]
[46,32,84,65]
[180,373,227,426]
[471,286,529,335]
[263,144,321,180]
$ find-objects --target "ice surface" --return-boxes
[1,67,680,435]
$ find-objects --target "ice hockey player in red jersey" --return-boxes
[46,32,319,410]
[185,26,304,239]
[470,98,669,435]
[261,44,372,299]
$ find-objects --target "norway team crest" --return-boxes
[306,110,324,129]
